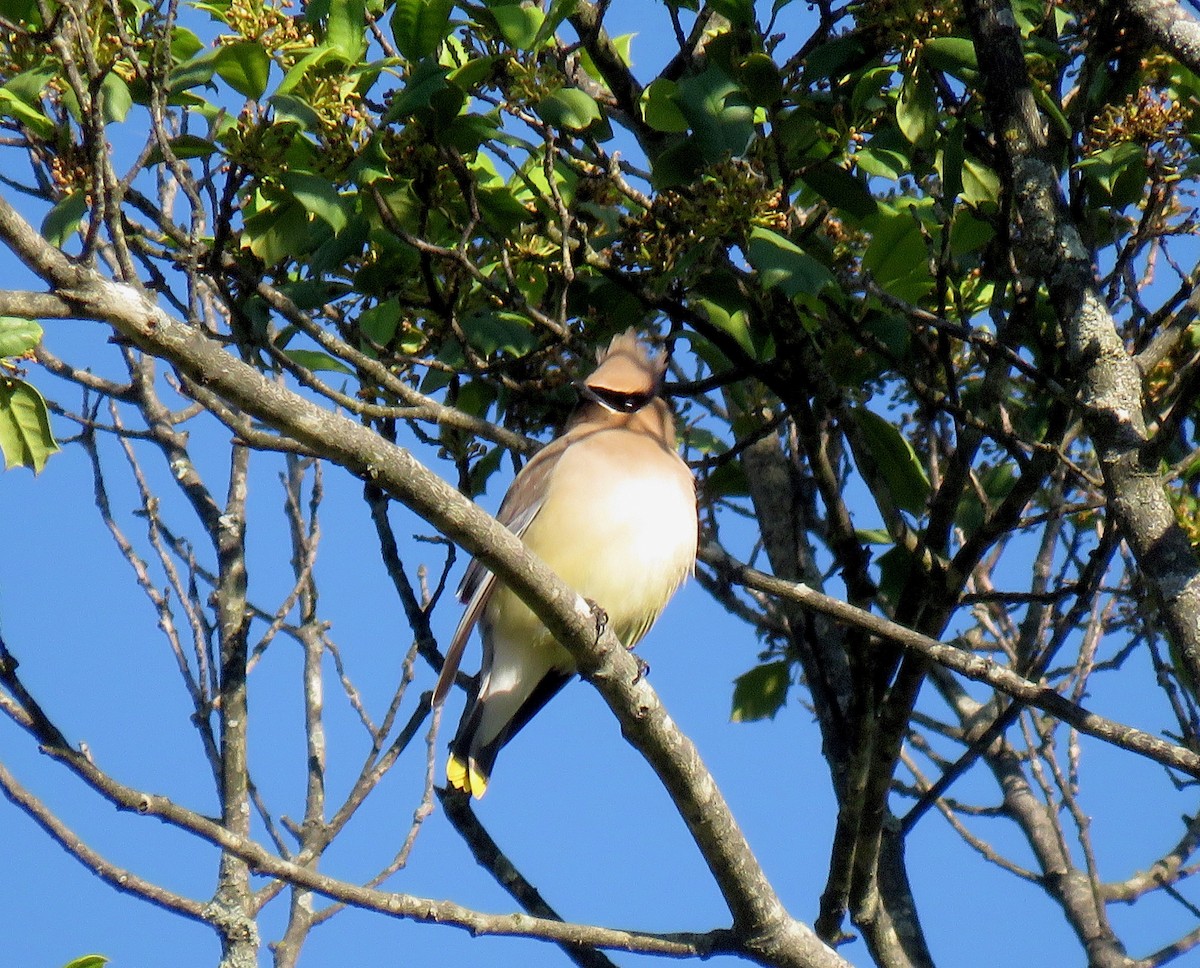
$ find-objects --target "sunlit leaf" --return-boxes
[490,1,545,50]
[922,36,979,80]
[324,0,366,62]
[215,41,271,100]
[641,78,689,133]
[745,226,833,298]
[961,157,1001,207]
[62,957,109,968]
[0,317,43,357]
[279,172,349,233]
[851,405,931,517]
[0,378,59,473]
[391,0,454,61]
[282,348,355,375]
[536,87,601,130]
[896,66,936,146]
[99,72,132,123]
[0,88,55,138]
[731,661,791,722]
[863,203,932,303]
[41,192,88,248]
[531,0,580,49]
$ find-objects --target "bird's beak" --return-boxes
[575,380,619,412]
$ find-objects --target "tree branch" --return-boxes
[701,544,1200,778]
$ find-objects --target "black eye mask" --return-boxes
[577,383,655,413]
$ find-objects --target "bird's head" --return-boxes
[576,329,666,415]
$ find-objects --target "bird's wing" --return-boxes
[432,435,571,706]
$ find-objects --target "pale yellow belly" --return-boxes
[485,427,697,658]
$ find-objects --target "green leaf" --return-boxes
[709,0,755,26]
[960,157,1000,207]
[731,660,790,722]
[641,78,689,133]
[269,93,323,131]
[357,302,401,346]
[0,0,39,21]
[242,198,313,264]
[0,88,55,138]
[922,36,978,79]
[490,2,545,50]
[62,957,109,968]
[855,143,909,180]
[215,41,271,100]
[936,123,965,200]
[41,192,88,247]
[0,317,43,357]
[851,405,931,516]
[531,0,579,48]
[745,226,833,298]
[448,55,498,92]
[536,87,600,130]
[896,66,936,146]
[802,34,867,84]
[391,0,454,61]
[385,60,451,120]
[691,271,763,362]
[167,49,221,94]
[278,172,349,233]
[461,310,536,356]
[146,133,218,164]
[703,460,749,499]
[800,162,878,221]
[476,184,533,233]
[99,72,132,123]
[862,203,933,303]
[170,26,205,62]
[737,52,783,106]
[274,47,335,98]
[0,378,59,473]
[282,348,355,375]
[325,0,366,61]
[675,66,755,161]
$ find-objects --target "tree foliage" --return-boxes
[3,1,1200,967]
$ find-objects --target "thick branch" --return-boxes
[963,0,1200,697]
[1121,0,1200,77]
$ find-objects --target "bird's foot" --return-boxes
[586,599,608,643]
[632,653,650,684]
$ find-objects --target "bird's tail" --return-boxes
[445,668,574,799]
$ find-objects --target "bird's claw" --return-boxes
[587,599,608,642]
[632,654,650,684]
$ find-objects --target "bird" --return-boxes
[432,329,698,799]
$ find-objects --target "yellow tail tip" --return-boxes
[446,754,489,799]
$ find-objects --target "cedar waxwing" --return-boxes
[433,330,698,798]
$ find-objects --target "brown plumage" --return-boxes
[434,330,698,798]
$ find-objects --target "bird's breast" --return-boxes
[505,427,697,648]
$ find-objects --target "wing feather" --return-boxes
[432,436,570,706]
